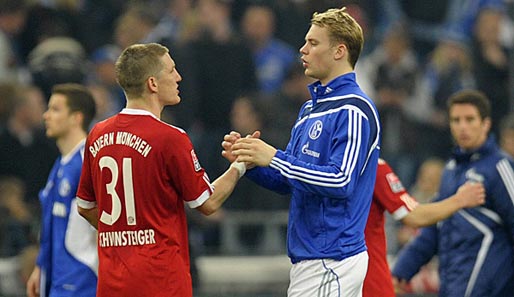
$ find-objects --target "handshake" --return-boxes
[221,130,277,177]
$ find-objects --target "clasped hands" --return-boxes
[221,130,277,169]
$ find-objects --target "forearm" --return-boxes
[197,163,242,216]
[77,206,98,229]
[403,196,463,228]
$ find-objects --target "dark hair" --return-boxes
[51,83,96,131]
[0,0,28,15]
[447,89,491,120]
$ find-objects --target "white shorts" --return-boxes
[287,251,368,297]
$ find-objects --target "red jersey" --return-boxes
[363,159,418,297]
[76,109,213,297]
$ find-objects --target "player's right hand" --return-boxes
[26,266,41,297]
[455,182,486,208]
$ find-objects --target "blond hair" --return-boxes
[311,7,363,68]
[115,43,169,98]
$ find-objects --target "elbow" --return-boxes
[197,200,220,216]
[77,206,87,219]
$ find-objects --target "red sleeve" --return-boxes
[76,132,97,208]
[374,160,418,220]
[166,133,213,207]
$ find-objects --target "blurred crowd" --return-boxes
[0,0,513,295]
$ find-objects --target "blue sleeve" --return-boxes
[491,158,514,246]
[267,109,374,199]
[245,165,292,195]
[392,224,439,281]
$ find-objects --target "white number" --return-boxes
[99,156,137,226]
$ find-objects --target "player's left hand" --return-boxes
[232,135,276,167]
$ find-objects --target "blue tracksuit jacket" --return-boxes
[392,136,514,297]
[37,141,98,297]
[246,72,381,263]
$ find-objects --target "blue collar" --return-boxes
[307,72,358,103]
[452,136,498,163]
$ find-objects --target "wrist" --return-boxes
[230,161,246,178]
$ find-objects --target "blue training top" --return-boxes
[246,72,381,263]
[37,140,98,297]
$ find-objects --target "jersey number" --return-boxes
[99,156,137,226]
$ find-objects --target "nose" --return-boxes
[299,42,308,55]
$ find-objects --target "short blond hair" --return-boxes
[311,7,363,68]
[115,43,169,98]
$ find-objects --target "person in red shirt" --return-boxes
[76,43,248,297]
[364,158,485,297]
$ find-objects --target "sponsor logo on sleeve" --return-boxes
[191,149,202,172]
[386,172,405,193]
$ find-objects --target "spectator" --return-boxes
[499,113,514,157]
[0,176,32,296]
[0,83,58,206]
[240,4,297,95]
[356,22,421,187]
[0,0,29,83]
[184,0,257,177]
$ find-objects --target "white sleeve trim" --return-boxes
[186,189,211,208]
[76,197,97,209]
[392,206,411,221]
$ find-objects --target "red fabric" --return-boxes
[363,160,416,297]
[77,112,212,297]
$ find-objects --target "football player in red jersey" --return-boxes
[76,43,247,297]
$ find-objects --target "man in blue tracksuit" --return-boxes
[392,90,514,297]
[27,84,98,297]
[224,7,380,297]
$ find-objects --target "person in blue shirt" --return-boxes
[392,89,514,297]
[26,84,98,297]
[223,6,380,297]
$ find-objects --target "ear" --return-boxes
[483,117,492,132]
[71,111,85,129]
[147,76,158,93]
[334,43,347,61]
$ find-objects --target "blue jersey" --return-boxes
[246,72,381,263]
[37,140,98,297]
[392,136,514,297]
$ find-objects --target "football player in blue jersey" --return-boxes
[27,84,98,297]
[223,6,380,297]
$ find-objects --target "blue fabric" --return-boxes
[246,72,381,263]
[393,136,514,297]
[37,143,97,297]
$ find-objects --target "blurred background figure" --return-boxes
[0,177,32,297]
[0,83,58,208]
[500,113,514,158]
[407,31,475,162]
[356,22,421,187]
[88,45,124,114]
[0,0,29,83]
[182,0,257,178]
[28,36,88,99]
[240,3,296,96]
[472,7,511,137]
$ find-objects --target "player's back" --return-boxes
[83,109,208,297]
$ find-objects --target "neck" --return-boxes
[126,97,162,119]
[320,66,353,86]
[57,129,87,156]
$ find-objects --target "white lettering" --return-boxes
[98,229,157,247]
